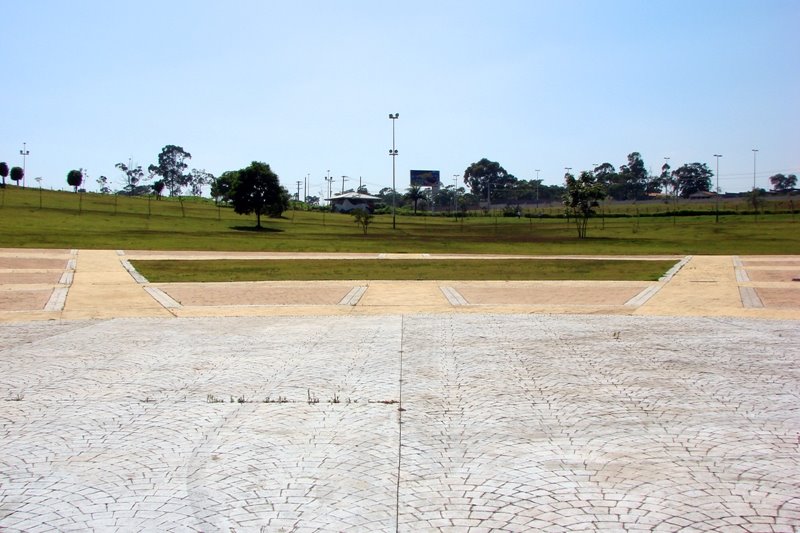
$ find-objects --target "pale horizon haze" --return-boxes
[2,0,798,197]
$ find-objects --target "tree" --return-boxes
[618,152,648,200]
[351,208,374,234]
[9,166,24,186]
[115,162,145,195]
[673,163,713,198]
[152,180,165,199]
[230,161,289,228]
[563,170,606,239]
[0,162,8,187]
[211,171,238,205]
[769,173,797,192]
[96,175,111,194]
[405,185,426,214]
[463,158,511,204]
[189,169,214,196]
[148,145,191,196]
[67,169,83,192]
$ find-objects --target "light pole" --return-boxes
[713,154,722,223]
[564,167,572,175]
[20,143,30,188]
[35,177,42,208]
[535,169,541,209]
[324,170,333,206]
[389,113,399,229]
[752,149,759,190]
[453,174,459,215]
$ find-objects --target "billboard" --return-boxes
[410,170,440,187]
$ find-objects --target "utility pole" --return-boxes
[752,149,759,190]
[389,113,399,229]
[296,180,302,202]
[341,175,349,194]
[713,154,722,223]
[324,170,333,206]
[20,143,30,188]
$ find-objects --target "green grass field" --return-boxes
[130,258,678,282]
[0,186,798,255]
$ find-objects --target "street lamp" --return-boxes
[453,173,459,214]
[35,177,42,209]
[389,113,399,229]
[324,170,333,206]
[20,142,30,189]
[564,167,572,175]
[713,154,722,223]
[752,149,759,190]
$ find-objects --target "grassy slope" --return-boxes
[0,186,798,255]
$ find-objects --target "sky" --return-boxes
[2,0,798,197]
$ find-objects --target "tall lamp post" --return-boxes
[713,154,722,223]
[20,143,30,189]
[324,170,333,206]
[752,149,759,190]
[389,113,399,229]
[453,173,459,215]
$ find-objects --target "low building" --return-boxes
[326,192,382,213]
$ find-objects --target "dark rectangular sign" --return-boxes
[410,170,440,187]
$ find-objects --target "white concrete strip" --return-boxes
[144,286,182,309]
[121,259,149,284]
[59,271,74,285]
[338,286,367,306]
[624,284,662,307]
[440,286,468,306]
[739,287,764,309]
[735,268,750,283]
[116,250,125,256]
[44,287,69,311]
[659,255,691,282]
[732,256,744,268]
[67,259,77,270]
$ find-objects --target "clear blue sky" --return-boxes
[3,0,798,196]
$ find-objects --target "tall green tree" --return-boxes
[769,173,797,192]
[230,161,289,228]
[67,169,83,192]
[673,163,713,198]
[618,152,648,200]
[148,145,191,196]
[405,185,426,214]
[189,168,214,196]
[563,170,606,239]
[115,162,145,195]
[0,162,8,187]
[96,175,111,194]
[9,166,23,186]
[211,171,238,205]
[463,158,511,204]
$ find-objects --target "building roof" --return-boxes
[325,192,382,201]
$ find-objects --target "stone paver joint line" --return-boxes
[339,286,367,306]
[121,259,149,284]
[440,286,468,306]
[740,286,764,308]
[658,255,691,282]
[44,287,69,311]
[624,284,661,307]
[144,286,182,309]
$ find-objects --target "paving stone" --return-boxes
[0,313,798,531]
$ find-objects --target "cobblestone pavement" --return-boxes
[1,314,798,532]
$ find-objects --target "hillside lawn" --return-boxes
[0,186,797,257]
